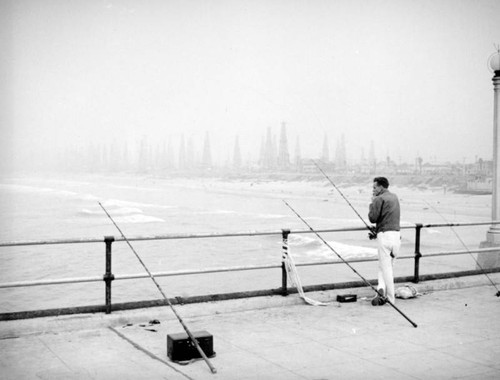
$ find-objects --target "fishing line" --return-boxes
[283,200,418,328]
[312,160,375,237]
[98,202,217,374]
[424,200,500,297]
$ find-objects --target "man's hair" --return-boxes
[373,177,389,188]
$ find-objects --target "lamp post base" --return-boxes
[478,228,500,269]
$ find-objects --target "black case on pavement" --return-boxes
[167,330,214,361]
[336,294,357,302]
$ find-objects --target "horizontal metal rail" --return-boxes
[2,220,499,248]
[423,246,500,257]
[416,221,500,228]
[0,237,104,247]
[1,247,498,289]
[0,276,104,288]
[0,228,361,247]
[4,267,500,321]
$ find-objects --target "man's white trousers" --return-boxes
[376,231,401,304]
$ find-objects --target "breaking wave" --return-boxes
[287,234,377,260]
[0,183,98,200]
[100,199,176,210]
[79,207,143,216]
[80,199,167,224]
[113,214,165,224]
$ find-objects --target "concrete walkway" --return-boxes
[1,274,500,380]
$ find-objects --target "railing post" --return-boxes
[413,224,423,283]
[281,229,290,296]
[103,236,115,314]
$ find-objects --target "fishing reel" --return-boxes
[368,227,377,240]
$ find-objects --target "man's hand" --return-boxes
[368,226,377,240]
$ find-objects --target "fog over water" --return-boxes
[2,0,500,173]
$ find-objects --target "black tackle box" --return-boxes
[167,330,214,361]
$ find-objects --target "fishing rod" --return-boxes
[98,202,217,374]
[424,200,500,297]
[283,200,418,328]
[312,160,375,238]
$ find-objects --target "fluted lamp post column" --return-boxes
[479,48,500,268]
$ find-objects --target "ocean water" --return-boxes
[0,173,492,312]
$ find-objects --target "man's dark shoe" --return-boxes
[371,296,386,306]
[371,288,386,306]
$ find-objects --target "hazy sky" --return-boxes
[2,0,500,168]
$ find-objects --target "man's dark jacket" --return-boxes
[368,189,400,233]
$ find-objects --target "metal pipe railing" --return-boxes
[3,220,496,248]
[3,247,498,290]
[0,220,499,316]
[0,227,364,247]
[0,276,103,288]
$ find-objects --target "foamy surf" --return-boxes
[311,241,377,260]
[82,199,166,223]
[288,234,321,247]
[0,183,99,201]
[79,207,143,216]
[101,199,176,210]
[289,234,377,260]
[113,214,165,223]
[425,229,443,234]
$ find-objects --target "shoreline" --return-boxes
[2,170,486,194]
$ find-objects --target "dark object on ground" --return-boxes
[371,296,387,306]
[336,294,357,303]
[167,330,215,362]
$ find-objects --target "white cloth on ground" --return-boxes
[395,285,420,299]
[283,248,330,306]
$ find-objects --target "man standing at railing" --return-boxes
[368,177,401,306]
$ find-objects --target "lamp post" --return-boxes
[479,48,500,268]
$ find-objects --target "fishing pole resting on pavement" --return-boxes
[283,200,418,328]
[424,200,500,297]
[98,202,217,374]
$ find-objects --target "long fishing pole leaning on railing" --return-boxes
[312,160,376,239]
[98,202,218,374]
[282,200,418,328]
[424,200,500,297]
